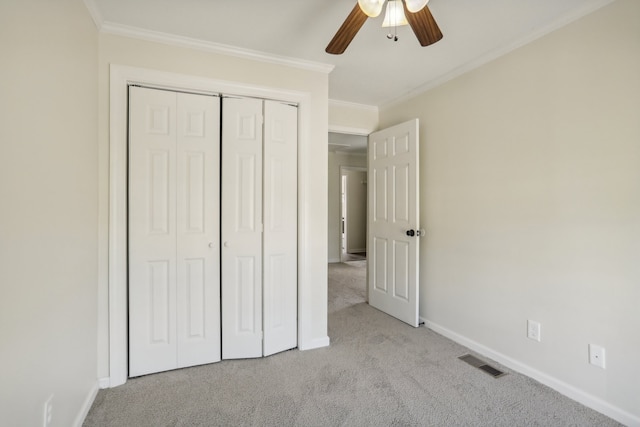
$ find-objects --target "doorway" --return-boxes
[327,132,367,264]
[340,166,367,263]
[127,87,298,377]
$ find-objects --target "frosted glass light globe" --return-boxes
[357,0,385,17]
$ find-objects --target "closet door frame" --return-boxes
[107,65,326,388]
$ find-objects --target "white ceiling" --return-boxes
[90,0,613,107]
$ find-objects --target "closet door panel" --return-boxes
[176,93,221,368]
[222,97,264,359]
[263,101,298,356]
[129,88,221,377]
[129,86,178,377]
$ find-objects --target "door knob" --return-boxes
[208,242,214,248]
[223,242,230,248]
[406,229,415,237]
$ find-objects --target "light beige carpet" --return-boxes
[84,261,620,426]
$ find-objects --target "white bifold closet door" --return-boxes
[128,86,221,377]
[221,97,298,359]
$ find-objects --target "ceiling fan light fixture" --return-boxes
[357,0,385,17]
[405,0,430,13]
[326,0,442,55]
[382,0,409,28]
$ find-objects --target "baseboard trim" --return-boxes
[73,381,99,427]
[98,377,111,389]
[328,258,341,264]
[299,336,330,351]
[421,318,640,427]
[347,248,366,254]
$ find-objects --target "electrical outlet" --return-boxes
[527,320,541,342]
[43,395,53,427]
[589,344,606,369]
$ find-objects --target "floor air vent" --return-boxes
[458,354,506,378]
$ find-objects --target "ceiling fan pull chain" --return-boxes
[387,2,400,41]
[393,2,399,41]
[386,1,394,39]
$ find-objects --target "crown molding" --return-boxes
[82,0,104,30]
[100,22,335,74]
[380,0,616,110]
[329,99,378,113]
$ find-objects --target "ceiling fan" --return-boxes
[326,0,443,55]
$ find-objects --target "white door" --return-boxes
[129,86,221,377]
[221,98,298,359]
[263,100,298,356]
[221,97,264,359]
[367,119,420,327]
[175,93,221,368]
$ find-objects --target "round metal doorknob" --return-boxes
[406,229,415,237]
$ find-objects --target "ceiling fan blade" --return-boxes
[326,4,369,55]
[403,3,443,47]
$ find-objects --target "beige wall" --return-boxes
[98,34,330,378]
[328,152,367,262]
[0,0,99,426]
[379,0,640,422]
